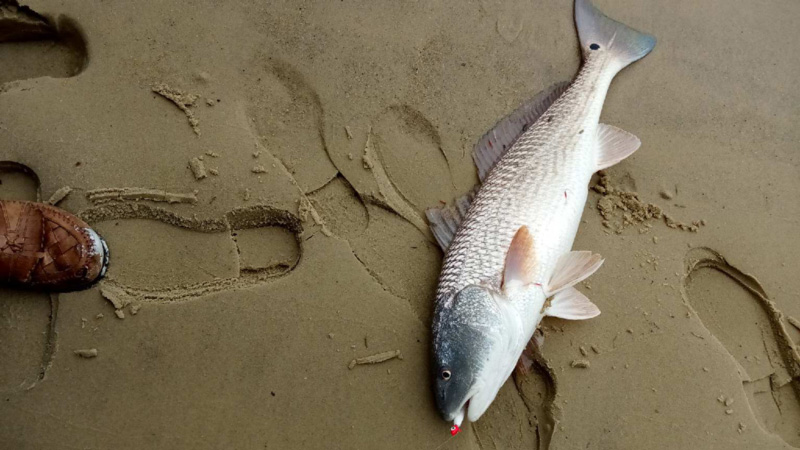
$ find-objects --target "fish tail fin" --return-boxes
[575,0,655,72]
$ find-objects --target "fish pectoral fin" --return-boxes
[544,286,601,320]
[425,190,476,251]
[545,251,604,296]
[501,226,538,294]
[595,124,641,171]
[473,82,570,181]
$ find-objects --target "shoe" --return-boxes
[0,200,109,291]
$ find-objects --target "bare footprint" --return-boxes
[0,161,53,392]
[82,202,302,306]
[0,1,88,85]
[684,247,800,447]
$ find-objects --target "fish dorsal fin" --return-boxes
[425,190,475,251]
[473,82,570,181]
[545,251,604,297]
[502,226,538,294]
[596,123,641,170]
[544,286,600,320]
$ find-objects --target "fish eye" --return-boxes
[441,369,452,381]
[590,43,600,50]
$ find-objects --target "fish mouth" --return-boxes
[452,397,472,427]
[449,379,484,426]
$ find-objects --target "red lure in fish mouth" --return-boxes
[450,424,461,436]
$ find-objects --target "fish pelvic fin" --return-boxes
[575,0,655,71]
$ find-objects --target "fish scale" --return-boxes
[435,54,609,312]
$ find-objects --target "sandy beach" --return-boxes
[1,0,799,448]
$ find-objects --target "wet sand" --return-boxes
[1,0,799,448]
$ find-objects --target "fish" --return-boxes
[427,0,655,431]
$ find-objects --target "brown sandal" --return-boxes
[0,200,109,291]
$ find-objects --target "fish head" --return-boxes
[433,284,508,426]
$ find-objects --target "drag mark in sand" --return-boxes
[683,247,800,447]
[45,186,72,206]
[73,348,98,359]
[347,349,403,370]
[86,187,198,205]
[151,82,201,135]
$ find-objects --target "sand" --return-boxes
[1,0,799,448]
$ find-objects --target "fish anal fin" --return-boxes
[474,82,570,181]
[544,286,600,320]
[596,123,641,171]
[425,190,476,251]
[502,226,537,293]
[546,251,604,296]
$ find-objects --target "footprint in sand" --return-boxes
[357,104,456,235]
[684,247,800,447]
[82,201,303,307]
[0,1,88,85]
[370,105,455,211]
[1,159,304,389]
[247,59,338,194]
[0,162,54,392]
[473,352,557,450]
[308,175,441,324]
